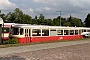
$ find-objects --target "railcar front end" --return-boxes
[2,23,15,40]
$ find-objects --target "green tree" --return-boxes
[53,18,59,26]
[32,15,38,24]
[63,22,71,26]
[0,10,7,21]
[67,16,83,27]
[6,8,32,24]
[53,16,62,26]
[39,14,45,25]
[67,15,72,22]
[61,18,67,26]
[53,16,67,26]
[35,15,37,20]
[6,8,22,23]
[84,14,90,27]
[46,19,53,26]
[0,10,1,13]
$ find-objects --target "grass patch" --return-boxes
[0,38,90,48]
[3,37,18,44]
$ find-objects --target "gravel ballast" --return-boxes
[0,39,90,60]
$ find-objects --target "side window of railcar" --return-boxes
[64,30,68,35]
[79,30,82,34]
[87,30,90,32]
[20,28,23,35]
[42,29,49,36]
[25,29,26,36]
[12,28,19,35]
[70,30,74,35]
[50,30,57,36]
[57,30,63,35]
[32,29,41,36]
[29,29,30,36]
[27,29,28,36]
[25,29,28,36]
[82,29,86,32]
[75,30,78,35]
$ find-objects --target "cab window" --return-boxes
[2,27,9,33]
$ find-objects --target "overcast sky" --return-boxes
[0,0,90,21]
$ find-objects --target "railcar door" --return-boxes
[25,29,31,43]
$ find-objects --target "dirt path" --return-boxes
[0,39,90,60]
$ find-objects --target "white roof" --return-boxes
[3,23,15,28]
[12,24,90,30]
[4,23,15,25]
[0,18,3,24]
[11,24,90,30]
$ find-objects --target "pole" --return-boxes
[60,11,61,26]
[56,11,61,26]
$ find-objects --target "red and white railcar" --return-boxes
[2,23,15,40]
[10,24,90,44]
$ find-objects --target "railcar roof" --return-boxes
[4,23,15,25]
[11,24,90,30]
[2,23,15,28]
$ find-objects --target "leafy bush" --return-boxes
[4,38,18,44]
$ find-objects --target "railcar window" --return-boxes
[29,29,30,36]
[25,29,28,36]
[79,30,82,34]
[64,30,68,35]
[25,29,27,36]
[57,30,63,35]
[42,29,49,36]
[20,28,23,35]
[32,29,41,36]
[87,30,90,32]
[12,28,19,35]
[50,30,57,36]
[82,29,86,32]
[75,30,78,35]
[2,27,9,33]
[70,30,74,35]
